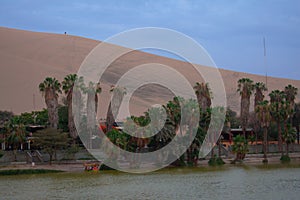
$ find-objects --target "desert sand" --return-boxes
[1,27,300,118]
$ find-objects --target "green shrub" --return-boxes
[99,164,116,171]
[232,135,248,161]
[280,155,291,163]
[208,156,225,166]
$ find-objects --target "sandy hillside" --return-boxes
[0,27,299,118]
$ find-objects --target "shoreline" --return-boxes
[1,152,300,173]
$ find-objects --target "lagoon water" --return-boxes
[1,166,300,200]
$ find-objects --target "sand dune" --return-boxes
[0,27,299,118]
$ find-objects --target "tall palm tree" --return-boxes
[84,81,101,148]
[253,82,267,151]
[62,74,78,141]
[269,90,285,155]
[284,84,298,124]
[194,82,211,112]
[279,100,294,159]
[106,86,126,133]
[39,77,61,128]
[281,100,294,135]
[210,106,226,161]
[284,84,298,109]
[152,97,180,156]
[158,97,199,166]
[255,100,271,163]
[254,82,267,108]
[292,103,300,144]
[282,124,296,157]
[237,78,254,137]
[179,98,200,165]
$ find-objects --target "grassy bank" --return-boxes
[0,169,63,176]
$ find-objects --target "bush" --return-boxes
[280,155,291,163]
[99,164,116,171]
[208,156,225,166]
[232,135,248,162]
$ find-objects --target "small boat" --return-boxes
[84,162,101,172]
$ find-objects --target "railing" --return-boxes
[25,150,44,163]
[35,150,44,162]
[26,151,32,163]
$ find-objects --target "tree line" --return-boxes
[238,78,299,162]
[1,74,299,165]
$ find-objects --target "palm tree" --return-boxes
[155,118,176,148]
[39,77,61,128]
[6,122,26,161]
[284,84,298,110]
[255,100,271,163]
[237,78,254,137]
[194,82,212,112]
[232,135,248,163]
[282,124,296,157]
[254,82,267,108]
[210,106,226,164]
[269,90,285,155]
[284,84,298,126]
[281,100,294,138]
[106,86,126,133]
[253,82,267,151]
[138,107,167,149]
[155,97,182,146]
[180,98,200,166]
[292,103,300,144]
[62,74,78,142]
[83,81,101,149]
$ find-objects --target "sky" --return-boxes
[0,0,299,80]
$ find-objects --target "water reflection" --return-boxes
[1,166,300,200]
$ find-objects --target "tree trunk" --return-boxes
[72,89,82,140]
[49,154,53,165]
[211,146,214,159]
[67,93,77,144]
[95,94,98,116]
[106,103,114,133]
[54,149,57,160]
[241,98,250,138]
[263,127,268,162]
[45,89,59,129]
[201,97,211,112]
[277,121,283,156]
[255,130,258,154]
[87,92,96,149]
[187,147,192,164]
[242,127,246,139]
[13,149,17,161]
[106,90,124,133]
[297,125,300,144]
[218,141,222,158]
